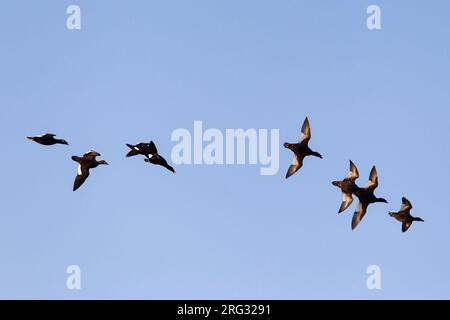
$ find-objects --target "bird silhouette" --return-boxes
[389,197,424,232]
[332,160,360,213]
[351,166,388,230]
[71,151,109,191]
[27,133,69,146]
[284,117,323,179]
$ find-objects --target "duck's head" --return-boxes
[59,139,69,145]
[377,197,388,203]
[283,143,292,149]
[98,160,109,166]
[332,181,341,188]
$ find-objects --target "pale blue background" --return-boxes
[0,1,449,299]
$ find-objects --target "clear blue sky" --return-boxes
[0,1,449,299]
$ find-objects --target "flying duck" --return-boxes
[71,151,109,191]
[27,133,69,146]
[284,117,323,179]
[126,142,152,158]
[144,141,175,174]
[352,166,388,230]
[389,197,424,232]
[332,160,360,213]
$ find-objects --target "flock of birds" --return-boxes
[283,117,424,232]
[26,134,175,191]
[27,116,424,232]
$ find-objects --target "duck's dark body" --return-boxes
[71,151,109,191]
[284,117,323,179]
[27,133,68,146]
[332,160,360,213]
[287,144,321,158]
[351,166,388,230]
[143,141,175,174]
[354,188,383,205]
[389,197,424,232]
[334,180,359,195]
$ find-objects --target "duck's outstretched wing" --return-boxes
[352,202,368,230]
[364,166,379,191]
[73,164,90,191]
[285,155,304,179]
[126,144,141,157]
[402,222,412,233]
[346,160,359,182]
[400,197,413,212]
[339,192,354,213]
[41,133,56,138]
[149,141,158,154]
[299,117,311,145]
[83,151,100,160]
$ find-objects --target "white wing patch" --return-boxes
[77,164,83,176]
[347,171,358,180]
[365,180,375,189]
[343,192,352,203]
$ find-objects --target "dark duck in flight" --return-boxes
[27,133,69,146]
[389,197,424,232]
[332,160,360,213]
[352,166,388,230]
[284,117,323,179]
[126,142,153,158]
[144,141,175,174]
[71,151,109,191]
